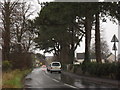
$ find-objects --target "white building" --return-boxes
[107,54,115,63]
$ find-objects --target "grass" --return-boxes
[2,69,31,88]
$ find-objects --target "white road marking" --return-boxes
[52,79,60,82]
[43,70,77,88]
[64,83,77,88]
[43,72,60,83]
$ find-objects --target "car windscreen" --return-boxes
[52,63,60,66]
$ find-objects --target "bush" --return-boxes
[81,62,120,80]
[3,60,12,71]
[115,63,120,80]
[62,64,67,71]
[2,69,32,88]
[10,52,33,69]
[62,64,79,72]
[73,64,81,73]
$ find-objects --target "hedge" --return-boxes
[81,62,120,80]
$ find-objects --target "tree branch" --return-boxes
[74,34,84,51]
[73,22,85,34]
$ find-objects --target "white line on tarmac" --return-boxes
[52,79,60,82]
[64,83,77,89]
[43,72,60,83]
[44,71,77,88]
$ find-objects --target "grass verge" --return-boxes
[2,69,32,88]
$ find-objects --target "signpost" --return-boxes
[111,34,119,62]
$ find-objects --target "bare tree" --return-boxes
[10,1,35,53]
[0,0,19,61]
[0,0,36,69]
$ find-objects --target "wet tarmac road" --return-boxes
[24,67,118,90]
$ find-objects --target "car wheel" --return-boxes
[59,71,61,73]
[47,68,49,71]
[50,71,52,73]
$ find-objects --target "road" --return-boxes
[24,67,117,90]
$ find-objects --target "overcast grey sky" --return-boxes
[27,0,119,56]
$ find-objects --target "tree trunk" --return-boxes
[95,12,102,63]
[84,16,92,62]
[69,27,75,64]
[69,49,74,64]
[2,2,11,61]
[60,42,70,64]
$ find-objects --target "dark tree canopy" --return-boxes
[34,2,119,64]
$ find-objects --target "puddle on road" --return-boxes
[25,69,117,89]
[47,72,103,88]
[59,73,114,88]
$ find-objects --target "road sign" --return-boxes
[111,34,119,42]
[112,43,117,50]
[111,34,119,62]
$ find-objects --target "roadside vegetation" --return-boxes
[2,60,32,88]
[63,62,120,80]
[0,1,45,88]
[2,69,31,88]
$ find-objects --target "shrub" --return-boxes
[115,63,120,80]
[3,60,12,71]
[62,64,67,71]
[73,64,81,73]
[10,52,33,69]
[2,69,32,88]
[81,62,120,80]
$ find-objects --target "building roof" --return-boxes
[107,54,115,60]
[76,53,96,59]
[76,53,84,59]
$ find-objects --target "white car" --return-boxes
[47,62,61,73]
